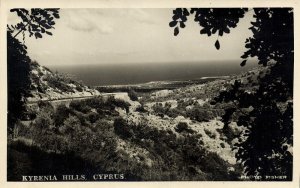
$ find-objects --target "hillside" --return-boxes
[10,63,270,181]
[27,61,100,102]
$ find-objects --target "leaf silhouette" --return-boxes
[224,27,230,33]
[219,30,223,36]
[215,40,220,50]
[45,31,52,35]
[200,29,207,34]
[180,22,185,28]
[241,53,248,58]
[240,60,247,66]
[53,13,60,18]
[169,20,177,27]
[35,32,42,38]
[174,26,179,36]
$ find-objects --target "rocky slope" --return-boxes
[27,61,100,102]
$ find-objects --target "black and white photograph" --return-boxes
[5,6,294,182]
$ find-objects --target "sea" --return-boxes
[47,61,257,86]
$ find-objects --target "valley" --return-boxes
[9,61,268,181]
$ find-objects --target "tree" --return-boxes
[7,9,60,134]
[170,8,293,179]
[8,8,60,39]
[7,31,31,134]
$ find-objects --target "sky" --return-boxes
[8,9,254,66]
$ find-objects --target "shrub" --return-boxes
[53,104,70,127]
[136,105,147,113]
[186,107,213,122]
[175,122,195,134]
[76,85,83,92]
[38,101,54,112]
[59,115,81,135]
[85,97,105,108]
[166,108,184,118]
[199,152,231,180]
[128,89,138,101]
[222,126,237,143]
[73,111,90,126]
[69,100,91,114]
[87,112,100,124]
[113,118,133,139]
[204,129,216,139]
[34,110,54,130]
[107,97,130,113]
[152,102,169,117]
[220,142,225,148]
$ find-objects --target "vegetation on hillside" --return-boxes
[29,61,94,96]
[11,96,241,180]
[170,8,293,179]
